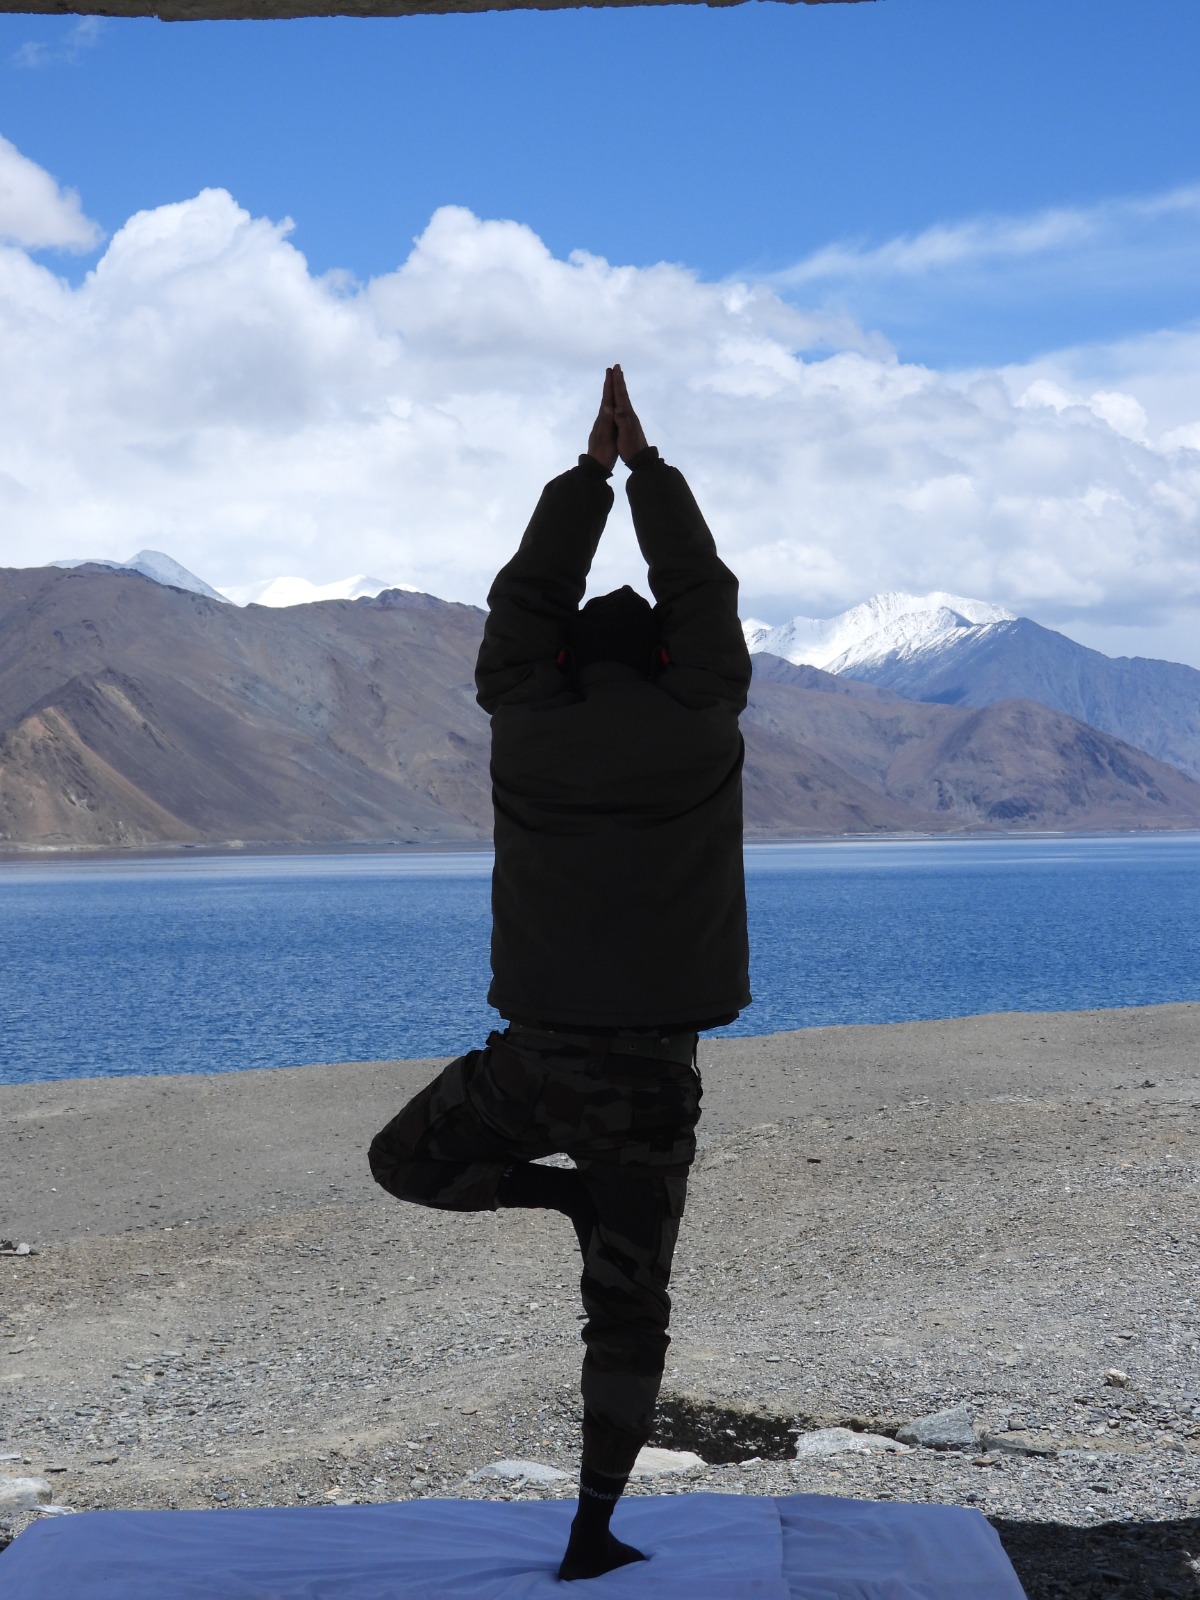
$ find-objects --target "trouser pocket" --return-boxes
[626,1067,702,1165]
[464,1032,548,1140]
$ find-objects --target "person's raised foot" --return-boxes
[558,1530,646,1583]
[495,1162,595,1256]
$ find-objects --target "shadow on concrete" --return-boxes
[991,1515,1200,1599]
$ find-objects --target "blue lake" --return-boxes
[1,834,1198,1087]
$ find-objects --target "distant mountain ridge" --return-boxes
[0,565,493,850]
[51,550,232,605]
[49,549,404,610]
[219,574,403,607]
[744,654,1200,832]
[50,561,1200,784]
[746,592,1200,784]
[3,563,1199,851]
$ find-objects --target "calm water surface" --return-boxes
[2,835,1198,1086]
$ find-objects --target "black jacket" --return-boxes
[475,448,751,1031]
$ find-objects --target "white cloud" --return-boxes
[773,184,1200,286]
[1005,324,1200,440]
[12,17,104,70]
[0,142,1198,663]
[763,182,1200,381]
[0,134,102,250]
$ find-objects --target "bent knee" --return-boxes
[368,1129,419,1199]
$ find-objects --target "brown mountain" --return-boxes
[0,566,490,850]
[2,564,1199,851]
[743,656,1200,834]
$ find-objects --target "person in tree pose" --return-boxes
[369,365,750,1582]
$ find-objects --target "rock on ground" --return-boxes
[629,1447,706,1477]
[897,1405,978,1451]
[791,1428,908,1457]
[468,1460,571,1485]
[0,1479,51,1513]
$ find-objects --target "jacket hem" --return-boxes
[492,999,749,1034]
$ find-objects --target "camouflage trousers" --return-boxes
[368,1026,702,1477]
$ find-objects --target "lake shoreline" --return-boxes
[5,999,1199,1241]
[4,827,1200,870]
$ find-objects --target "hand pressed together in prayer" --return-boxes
[587,364,650,472]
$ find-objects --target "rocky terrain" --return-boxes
[4,563,1200,851]
[2,1002,1198,1597]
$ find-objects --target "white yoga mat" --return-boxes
[0,1493,1027,1599]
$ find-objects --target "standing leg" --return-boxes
[558,1161,690,1582]
[555,1042,701,1582]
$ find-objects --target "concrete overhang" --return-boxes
[4,0,870,18]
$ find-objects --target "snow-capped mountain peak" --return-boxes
[745,591,1016,673]
[47,551,414,609]
[217,574,406,608]
[51,550,231,604]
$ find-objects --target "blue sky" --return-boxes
[4,0,1200,364]
[1,0,1199,661]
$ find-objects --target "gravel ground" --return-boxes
[2,1002,1198,1597]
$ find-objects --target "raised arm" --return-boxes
[475,375,617,712]
[614,367,751,711]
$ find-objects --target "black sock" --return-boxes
[558,1467,645,1583]
[495,1163,595,1256]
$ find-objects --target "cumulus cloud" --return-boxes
[1005,325,1200,442]
[0,140,1198,662]
[0,133,102,249]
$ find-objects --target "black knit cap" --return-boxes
[567,586,658,674]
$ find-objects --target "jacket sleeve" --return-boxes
[475,457,615,713]
[626,448,751,711]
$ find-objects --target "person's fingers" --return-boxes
[613,366,639,429]
[587,370,620,468]
[614,372,639,429]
